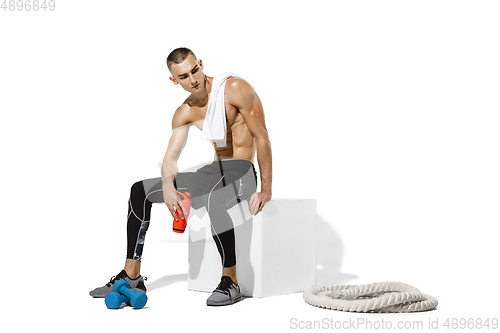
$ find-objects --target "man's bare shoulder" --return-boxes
[172,102,191,129]
[226,77,256,107]
[226,77,254,94]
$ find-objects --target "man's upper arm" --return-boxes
[227,78,269,141]
[165,105,190,161]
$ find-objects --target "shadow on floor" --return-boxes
[147,273,188,291]
[316,214,358,286]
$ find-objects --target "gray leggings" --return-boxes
[126,160,257,267]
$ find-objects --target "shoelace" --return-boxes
[106,272,125,287]
[214,278,233,295]
[105,272,147,287]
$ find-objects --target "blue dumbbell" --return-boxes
[105,292,130,309]
[112,280,148,309]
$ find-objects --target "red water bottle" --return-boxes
[173,191,192,233]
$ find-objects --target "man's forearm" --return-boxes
[161,155,178,190]
[256,138,272,195]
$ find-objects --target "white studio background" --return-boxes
[1,0,499,332]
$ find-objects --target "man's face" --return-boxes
[169,54,205,93]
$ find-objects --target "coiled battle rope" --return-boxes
[303,282,438,313]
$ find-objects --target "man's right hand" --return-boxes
[163,186,186,221]
[249,191,272,216]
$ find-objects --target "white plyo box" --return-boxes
[187,199,316,297]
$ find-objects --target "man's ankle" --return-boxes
[126,271,140,280]
[124,259,141,279]
[222,265,238,285]
[223,275,238,285]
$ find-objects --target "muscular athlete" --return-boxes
[89,47,272,306]
[162,50,272,223]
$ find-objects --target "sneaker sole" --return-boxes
[206,295,243,306]
[90,287,146,299]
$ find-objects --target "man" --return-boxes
[90,47,272,306]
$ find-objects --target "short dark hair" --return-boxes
[166,47,197,71]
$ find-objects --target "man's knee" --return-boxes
[130,181,147,202]
[208,191,226,209]
[208,183,241,208]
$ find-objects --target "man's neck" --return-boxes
[191,75,212,105]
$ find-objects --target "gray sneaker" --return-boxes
[206,276,242,306]
[89,270,147,298]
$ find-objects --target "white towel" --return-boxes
[201,72,241,148]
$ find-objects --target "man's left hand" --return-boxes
[248,192,272,215]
